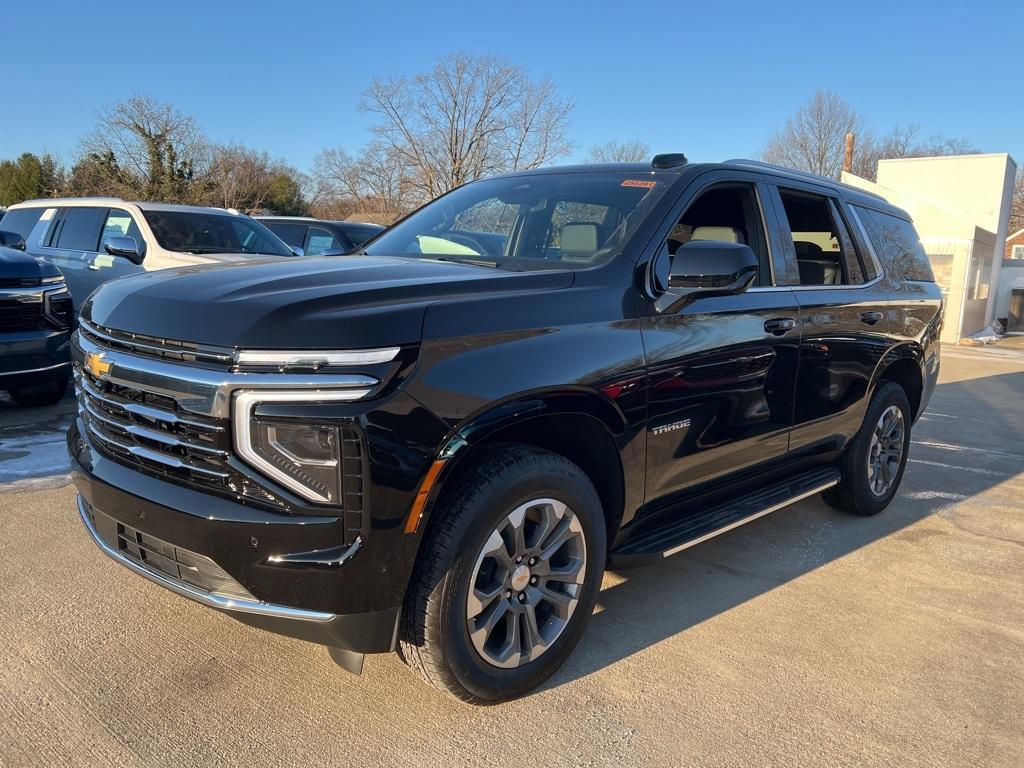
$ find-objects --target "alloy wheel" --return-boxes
[867,404,905,497]
[466,498,587,669]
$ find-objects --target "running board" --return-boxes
[609,466,840,567]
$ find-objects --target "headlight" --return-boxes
[233,389,370,503]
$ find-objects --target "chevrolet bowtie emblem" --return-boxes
[85,352,111,379]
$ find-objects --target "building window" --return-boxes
[1012,244,1024,260]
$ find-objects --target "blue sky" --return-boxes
[3,0,1019,174]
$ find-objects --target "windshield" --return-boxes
[363,172,669,269]
[142,210,293,256]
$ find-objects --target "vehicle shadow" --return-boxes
[546,367,1024,690]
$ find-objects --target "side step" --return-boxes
[609,466,840,567]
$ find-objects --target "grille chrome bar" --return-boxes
[84,416,231,480]
[79,319,234,366]
[77,373,225,432]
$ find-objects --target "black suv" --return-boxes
[68,156,941,703]
[257,216,385,256]
[1,240,74,405]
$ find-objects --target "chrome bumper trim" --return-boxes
[0,361,70,376]
[77,494,336,623]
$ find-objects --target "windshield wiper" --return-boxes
[430,255,500,268]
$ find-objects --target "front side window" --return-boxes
[777,189,855,286]
[363,173,670,269]
[305,226,346,255]
[654,183,771,289]
[100,209,145,253]
[141,211,292,257]
[54,207,106,251]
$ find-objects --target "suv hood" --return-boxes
[83,255,572,349]
[0,245,62,281]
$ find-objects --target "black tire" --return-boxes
[7,377,69,408]
[399,444,607,704]
[824,381,912,516]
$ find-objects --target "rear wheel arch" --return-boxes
[871,344,925,420]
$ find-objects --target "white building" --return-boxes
[842,153,1017,343]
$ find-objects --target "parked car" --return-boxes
[257,216,385,255]
[0,243,74,406]
[68,155,942,703]
[0,199,297,305]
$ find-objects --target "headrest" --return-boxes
[560,223,599,257]
[690,226,743,244]
[793,240,824,259]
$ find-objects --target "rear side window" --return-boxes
[305,226,347,255]
[777,188,856,286]
[339,224,382,247]
[54,207,106,251]
[0,207,45,240]
[264,221,307,247]
[855,207,934,282]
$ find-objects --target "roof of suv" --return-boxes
[6,198,244,216]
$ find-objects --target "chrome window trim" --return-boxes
[77,495,336,623]
[233,389,371,504]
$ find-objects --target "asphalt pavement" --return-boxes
[1,346,1022,767]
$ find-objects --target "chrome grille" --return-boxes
[75,369,284,508]
[79,319,233,366]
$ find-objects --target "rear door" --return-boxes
[37,207,145,304]
[766,181,891,457]
[640,171,800,512]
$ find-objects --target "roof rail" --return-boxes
[652,153,688,169]
[724,159,887,201]
[13,196,126,206]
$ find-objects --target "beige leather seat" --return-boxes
[689,226,744,244]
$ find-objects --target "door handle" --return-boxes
[764,318,796,335]
[860,311,883,326]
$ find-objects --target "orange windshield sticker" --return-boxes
[621,179,657,189]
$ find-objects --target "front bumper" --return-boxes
[70,421,402,653]
[0,328,71,389]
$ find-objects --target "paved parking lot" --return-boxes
[1,347,1022,767]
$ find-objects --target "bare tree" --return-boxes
[362,53,573,199]
[81,95,208,200]
[1010,168,1024,236]
[762,90,865,178]
[206,145,274,211]
[313,142,415,224]
[853,124,981,180]
[586,140,651,163]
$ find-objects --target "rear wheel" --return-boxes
[824,381,912,516]
[399,444,606,704]
[7,377,68,408]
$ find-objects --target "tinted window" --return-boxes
[0,207,45,240]
[365,173,670,269]
[263,221,307,248]
[55,207,106,251]
[777,189,851,286]
[100,209,145,253]
[305,226,346,256]
[855,207,934,282]
[338,223,383,247]
[141,211,292,256]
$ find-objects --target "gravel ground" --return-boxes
[1,346,1022,767]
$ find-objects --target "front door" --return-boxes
[640,174,800,511]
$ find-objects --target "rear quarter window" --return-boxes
[0,207,45,240]
[854,206,935,282]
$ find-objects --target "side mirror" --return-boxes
[290,246,305,257]
[655,241,758,314]
[0,230,26,250]
[103,236,144,265]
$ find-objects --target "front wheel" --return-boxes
[399,444,606,704]
[824,381,912,516]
